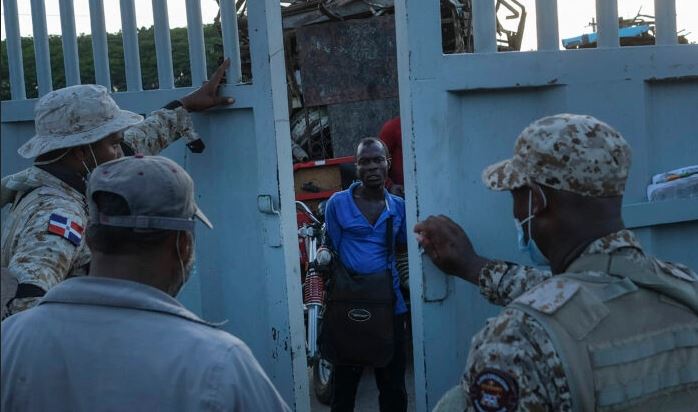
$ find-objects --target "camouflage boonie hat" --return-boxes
[18,85,143,159]
[482,113,632,197]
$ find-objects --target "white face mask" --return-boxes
[514,188,549,266]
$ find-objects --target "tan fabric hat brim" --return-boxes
[18,109,144,159]
[482,158,527,192]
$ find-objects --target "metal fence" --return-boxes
[2,0,243,99]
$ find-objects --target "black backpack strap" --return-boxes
[386,215,394,269]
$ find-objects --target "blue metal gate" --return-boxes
[394,0,698,410]
[1,0,309,409]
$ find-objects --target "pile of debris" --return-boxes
[281,0,527,161]
[215,0,527,162]
[562,11,690,49]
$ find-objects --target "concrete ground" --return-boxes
[309,359,416,411]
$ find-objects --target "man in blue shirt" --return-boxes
[324,137,408,412]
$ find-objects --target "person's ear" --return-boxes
[178,231,193,258]
[530,183,548,215]
[70,146,88,162]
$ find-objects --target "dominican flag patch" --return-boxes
[47,213,84,246]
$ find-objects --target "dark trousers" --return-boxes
[330,314,408,412]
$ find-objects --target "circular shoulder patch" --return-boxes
[469,368,519,412]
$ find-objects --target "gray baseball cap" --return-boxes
[19,84,144,159]
[87,155,212,231]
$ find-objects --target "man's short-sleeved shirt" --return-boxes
[324,182,408,314]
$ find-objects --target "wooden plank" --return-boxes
[327,98,400,157]
[296,16,398,106]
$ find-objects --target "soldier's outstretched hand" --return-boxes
[414,215,487,284]
[180,58,235,112]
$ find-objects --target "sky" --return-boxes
[1,0,696,49]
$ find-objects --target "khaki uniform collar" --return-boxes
[578,229,643,258]
[36,164,86,195]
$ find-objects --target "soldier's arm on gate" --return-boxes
[478,261,552,306]
[463,308,571,412]
[122,106,200,156]
[8,207,85,292]
[122,59,234,156]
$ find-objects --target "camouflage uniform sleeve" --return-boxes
[478,261,552,306]
[463,308,572,411]
[7,206,84,293]
[123,106,200,155]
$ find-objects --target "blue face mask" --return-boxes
[514,188,549,266]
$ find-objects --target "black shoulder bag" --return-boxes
[319,216,395,367]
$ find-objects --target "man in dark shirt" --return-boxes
[324,137,408,412]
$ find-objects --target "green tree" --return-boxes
[0,23,228,101]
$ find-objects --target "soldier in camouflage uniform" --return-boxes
[414,114,698,411]
[1,60,233,318]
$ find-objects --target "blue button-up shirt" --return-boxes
[1,277,290,412]
[324,182,408,315]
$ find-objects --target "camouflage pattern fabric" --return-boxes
[17,85,144,159]
[455,229,698,411]
[1,167,90,319]
[479,260,552,306]
[1,108,196,319]
[482,114,632,197]
[124,107,200,155]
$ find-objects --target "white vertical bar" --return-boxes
[536,0,559,50]
[220,0,242,83]
[654,0,677,45]
[120,0,142,91]
[152,0,174,88]
[185,0,207,85]
[3,0,26,99]
[30,0,53,96]
[473,0,497,53]
[59,0,81,85]
[89,0,111,88]
[596,0,619,48]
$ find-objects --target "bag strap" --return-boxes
[385,215,394,270]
